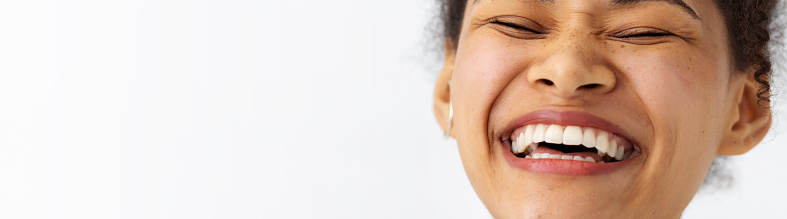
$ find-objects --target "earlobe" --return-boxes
[718,71,772,155]
[434,43,456,137]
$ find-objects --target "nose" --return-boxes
[527,41,616,98]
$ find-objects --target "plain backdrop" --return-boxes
[1,1,786,218]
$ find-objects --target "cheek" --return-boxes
[617,48,728,204]
[452,35,531,132]
[450,35,532,189]
[620,50,727,152]
[454,36,526,103]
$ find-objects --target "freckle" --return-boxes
[620,45,625,48]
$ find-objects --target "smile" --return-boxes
[510,124,635,163]
[500,110,641,175]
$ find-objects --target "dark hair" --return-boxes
[437,0,780,105]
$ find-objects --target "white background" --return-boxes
[0,1,785,218]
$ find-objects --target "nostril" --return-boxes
[580,84,600,89]
[541,79,555,86]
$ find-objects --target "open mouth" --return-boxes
[507,124,636,163]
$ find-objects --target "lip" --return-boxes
[502,143,642,175]
[499,110,641,175]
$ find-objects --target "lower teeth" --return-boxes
[515,151,622,163]
[511,142,627,163]
[522,152,617,163]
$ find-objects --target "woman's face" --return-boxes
[435,0,770,218]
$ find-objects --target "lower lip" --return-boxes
[502,146,636,175]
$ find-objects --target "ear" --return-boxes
[718,68,772,155]
[434,41,456,137]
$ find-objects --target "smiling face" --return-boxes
[433,0,772,218]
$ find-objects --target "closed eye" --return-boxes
[491,21,542,34]
[618,31,673,38]
[610,28,679,45]
[613,28,674,39]
[487,17,546,39]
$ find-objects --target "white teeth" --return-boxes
[510,124,632,162]
[615,146,624,160]
[523,153,597,163]
[517,132,527,153]
[563,126,583,145]
[524,125,534,145]
[595,131,609,154]
[582,128,596,148]
[532,124,546,143]
[511,136,520,153]
[607,139,617,158]
[544,125,563,144]
[512,132,539,155]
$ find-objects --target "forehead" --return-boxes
[471,0,701,20]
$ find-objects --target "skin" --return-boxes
[432,0,772,218]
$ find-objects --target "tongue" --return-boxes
[532,145,606,162]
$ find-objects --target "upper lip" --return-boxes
[499,110,639,148]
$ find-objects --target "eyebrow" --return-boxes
[612,0,700,20]
[472,0,701,20]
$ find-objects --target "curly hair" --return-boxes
[437,0,780,105]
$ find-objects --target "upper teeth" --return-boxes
[511,124,628,161]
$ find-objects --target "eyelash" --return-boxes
[616,30,674,38]
[489,19,544,35]
[491,19,674,38]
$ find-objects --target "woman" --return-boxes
[432,0,781,217]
